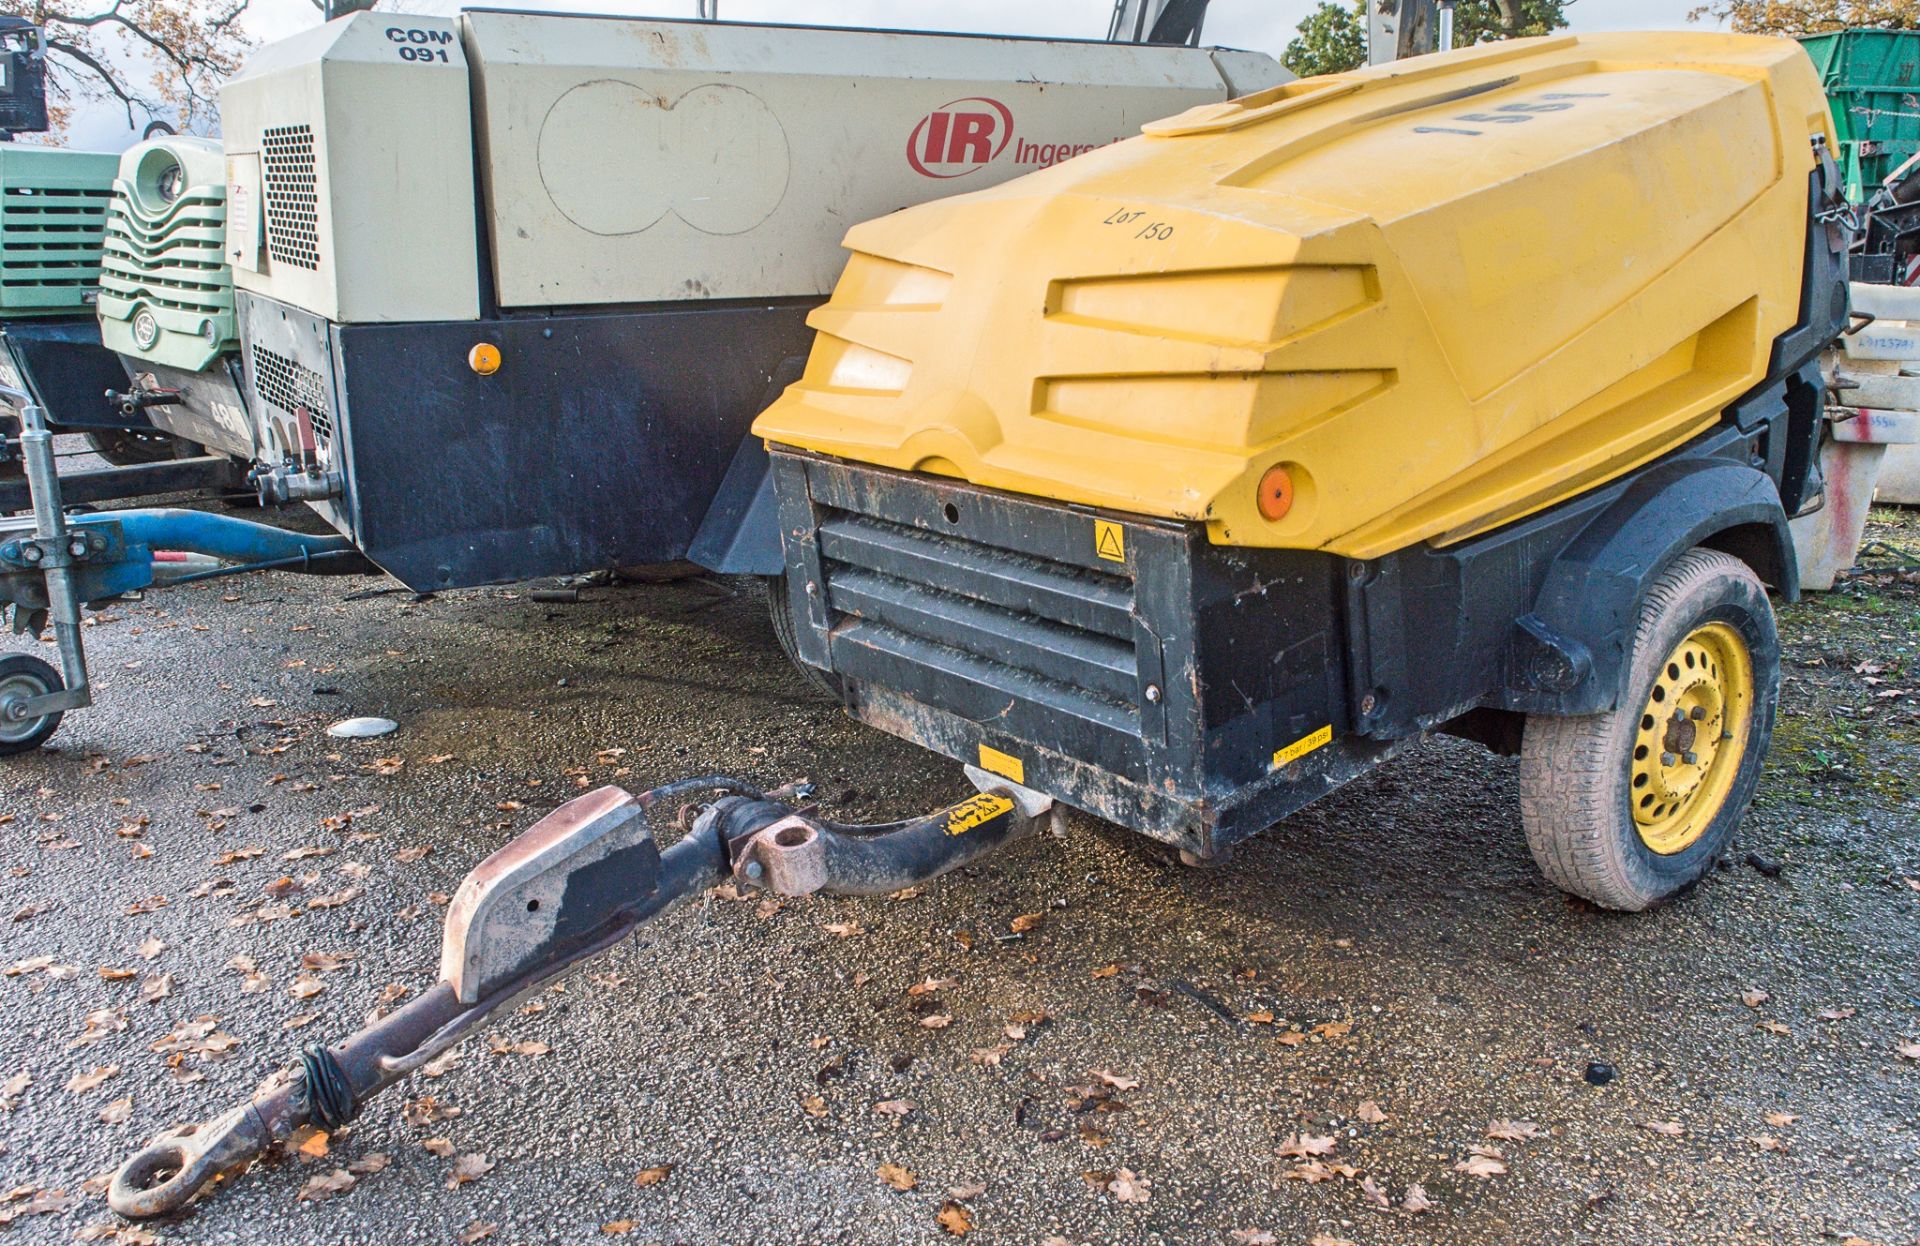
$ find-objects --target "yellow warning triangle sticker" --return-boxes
[1095,520,1126,564]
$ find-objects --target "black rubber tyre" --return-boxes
[0,652,65,755]
[1518,548,1780,912]
[85,428,182,467]
[763,573,841,700]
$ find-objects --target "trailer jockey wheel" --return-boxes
[1517,549,1780,912]
[0,653,64,755]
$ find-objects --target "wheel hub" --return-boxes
[1629,622,1754,855]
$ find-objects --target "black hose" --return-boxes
[295,1045,357,1131]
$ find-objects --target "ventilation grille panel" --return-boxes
[250,343,333,447]
[262,124,320,271]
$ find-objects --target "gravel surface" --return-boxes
[1,507,1916,1246]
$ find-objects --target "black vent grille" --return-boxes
[262,124,320,271]
[817,511,1141,733]
[249,343,332,447]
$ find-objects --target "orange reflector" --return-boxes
[1256,464,1295,522]
[468,342,502,376]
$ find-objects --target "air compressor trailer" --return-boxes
[0,6,1288,752]
[107,32,1851,1220]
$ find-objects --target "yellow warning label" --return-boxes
[1273,724,1333,770]
[1094,519,1126,564]
[978,744,1026,785]
[944,792,1015,836]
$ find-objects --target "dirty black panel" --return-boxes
[780,450,1376,850]
[333,302,816,590]
[2,318,148,432]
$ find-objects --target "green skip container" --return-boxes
[1799,27,1920,201]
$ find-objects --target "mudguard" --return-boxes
[1510,457,1796,717]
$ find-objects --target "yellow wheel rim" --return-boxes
[1629,622,1753,855]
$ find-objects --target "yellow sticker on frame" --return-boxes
[944,792,1015,836]
[1273,724,1333,769]
[978,744,1025,784]
[1094,520,1126,564]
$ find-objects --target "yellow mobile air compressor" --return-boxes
[757,32,1851,912]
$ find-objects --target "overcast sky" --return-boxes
[247,0,1725,47]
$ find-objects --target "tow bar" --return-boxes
[109,771,1052,1219]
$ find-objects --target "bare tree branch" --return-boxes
[44,35,140,127]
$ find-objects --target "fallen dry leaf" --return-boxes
[632,1164,672,1188]
[877,1163,916,1192]
[289,975,327,1001]
[1744,1134,1789,1153]
[64,1066,119,1094]
[936,1200,972,1236]
[1229,1232,1276,1246]
[600,1221,634,1236]
[455,1222,497,1244]
[446,1152,495,1188]
[1092,1069,1140,1091]
[422,1137,456,1157]
[823,921,864,938]
[348,1153,390,1176]
[1403,1183,1435,1213]
[136,938,165,962]
[1308,1237,1356,1246]
[1009,912,1045,934]
[296,1169,356,1202]
[1455,1148,1507,1178]
[1356,1100,1387,1124]
[98,1096,132,1125]
[1896,1040,1920,1061]
[1644,1120,1685,1137]
[139,974,172,1005]
[947,1180,986,1201]
[301,951,356,972]
[874,1098,916,1118]
[919,1014,953,1030]
[1283,1160,1340,1184]
[1486,1119,1544,1141]
[1740,988,1770,1008]
[1756,1020,1792,1037]
[1278,1133,1337,1159]
[1817,1007,1856,1021]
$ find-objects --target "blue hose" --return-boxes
[98,508,356,566]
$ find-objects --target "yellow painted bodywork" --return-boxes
[754,33,1835,557]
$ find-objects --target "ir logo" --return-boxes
[907,97,1015,178]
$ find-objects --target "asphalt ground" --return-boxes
[1,507,1917,1246]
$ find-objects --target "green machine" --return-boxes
[95,135,251,461]
[0,144,179,470]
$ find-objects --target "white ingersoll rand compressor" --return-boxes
[197,7,1287,590]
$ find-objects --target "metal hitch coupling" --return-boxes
[109,772,1050,1218]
